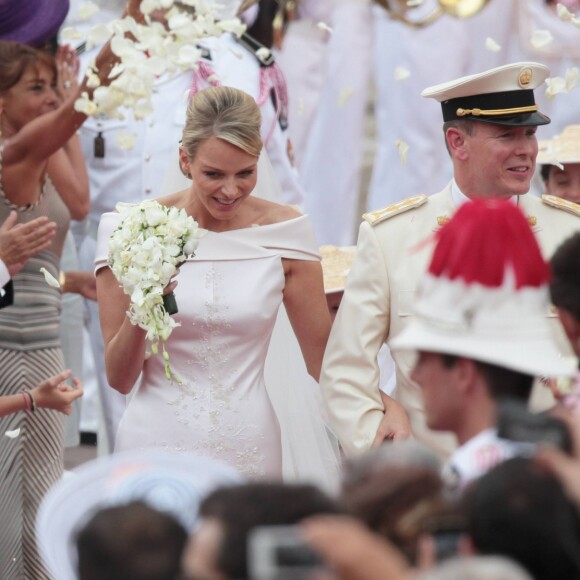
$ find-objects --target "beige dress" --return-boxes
[0,143,70,580]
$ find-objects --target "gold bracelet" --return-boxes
[59,271,66,289]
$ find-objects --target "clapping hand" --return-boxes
[0,212,56,276]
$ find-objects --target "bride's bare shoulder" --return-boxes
[248,197,302,225]
[156,190,187,208]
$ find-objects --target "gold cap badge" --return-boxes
[518,67,533,88]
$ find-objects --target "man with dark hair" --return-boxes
[182,482,342,580]
[464,458,580,580]
[389,200,575,489]
[76,501,188,580]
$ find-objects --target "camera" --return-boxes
[497,398,572,453]
[248,525,328,580]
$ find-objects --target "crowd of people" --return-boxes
[0,0,579,578]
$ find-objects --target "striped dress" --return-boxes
[0,144,70,579]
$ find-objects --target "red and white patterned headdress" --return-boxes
[391,199,575,377]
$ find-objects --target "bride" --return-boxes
[95,86,339,488]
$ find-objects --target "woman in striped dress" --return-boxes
[0,40,115,578]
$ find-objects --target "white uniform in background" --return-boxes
[275,0,336,170]
[367,0,516,211]
[301,0,374,245]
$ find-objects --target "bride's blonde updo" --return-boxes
[181,86,263,161]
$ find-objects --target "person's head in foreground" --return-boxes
[182,481,342,580]
[463,457,580,580]
[422,62,550,199]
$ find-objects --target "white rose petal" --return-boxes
[317,22,333,34]
[557,3,574,20]
[116,132,137,150]
[337,87,354,108]
[394,66,410,81]
[395,139,410,166]
[297,98,305,115]
[530,29,553,48]
[565,66,580,90]
[485,37,501,52]
[86,74,101,89]
[78,1,100,20]
[5,429,20,439]
[60,27,84,42]
[407,0,423,6]
[74,92,98,116]
[39,268,61,289]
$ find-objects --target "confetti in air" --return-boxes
[530,30,553,49]
[394,66,411,81]
[395,140,410,166]
[485,37,501,52]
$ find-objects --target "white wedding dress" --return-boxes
[95,212,340,489]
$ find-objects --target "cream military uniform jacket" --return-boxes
[320,184,580,457]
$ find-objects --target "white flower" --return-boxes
[108,200,206,380]
[86,23,111,50]
[394,66,410,81]
[39,268,61,288]
[5,429,20,439]
[116,132,137,150]
[395,139,410,166]
[337,87,354,108]
[530,30,553,49]
[60,27,84,42]
[545,67,579,99]
[74,91,98,115]
[317,21,333,34]
[78,1,100,20]
[485,37,501,52]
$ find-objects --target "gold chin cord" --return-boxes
[373,0,491,29]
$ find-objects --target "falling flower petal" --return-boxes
[60,27,84,42]
[530,29,553,48]
[407,0,424,6]
[395,140,410,166]
[337,87,354,108]
[40,268,61,289]
[545,67,579,99]
[394,66,411,81]
[557,3,574,20]
[317,21,333,34]
[297,98,305,115]
[78,1,100,20]
[5,429,20,439]
[116,132,137,150]
[485,37,501,52]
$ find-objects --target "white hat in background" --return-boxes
[391,199,575,378]
[422,62,551,127]
[537,125,580,167]
[36,451,242,580]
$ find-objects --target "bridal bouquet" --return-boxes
[108,200,205,380]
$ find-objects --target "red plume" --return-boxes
[428,199,550,289]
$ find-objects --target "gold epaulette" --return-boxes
[541,194,580,217]
[363,195,428,226]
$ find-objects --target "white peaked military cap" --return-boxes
[537,125,580,166]
[391,199,576,378]
[422,62,551,126]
